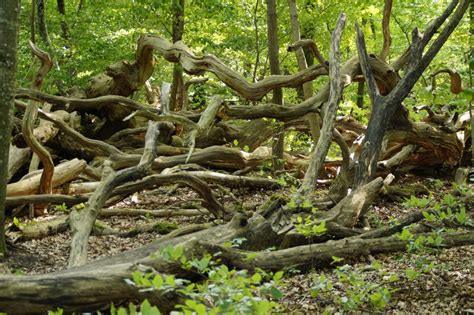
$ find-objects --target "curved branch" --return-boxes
[431,68,464,94]
[21,41,54,209]
[379,0,393,61]
[15,100,126,158]
[136,35,328,101]
[288,39,328,68]
[16,88,160,114]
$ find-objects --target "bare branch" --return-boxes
[355,24,380,103]
[379,0,393,61]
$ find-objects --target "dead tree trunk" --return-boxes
[354,0,469,187]
[287,0,322,158]
[298,13,346,197]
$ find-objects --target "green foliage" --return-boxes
[402,195,431,209]
[126,245,283,314]
[404,192,472,227]
[47,309,64,315]
[110,300,160,315]
[54,203,68,213]
[310,262,399,312]
[223,237,247,249]
[294,215,327,237]
[12,217,24,229]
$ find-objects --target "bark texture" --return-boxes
[0,0,20,255]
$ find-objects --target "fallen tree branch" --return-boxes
[202,231,474,271]
[6,159,87,197]
[185,95,224,162]
[1,227,470,313]
[15,100,126,158]
[112,145,272,171]
[68,121,161,267]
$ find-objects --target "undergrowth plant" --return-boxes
[310,258,399,312]
[119,245,284,314]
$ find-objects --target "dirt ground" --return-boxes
[2,175,473,313]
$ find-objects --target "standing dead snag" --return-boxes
[68,121,162,267]
[354,0,469,187]
[298,13,346,198]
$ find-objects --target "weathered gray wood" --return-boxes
[7,145,30,183]
[205,231,474,271]
[6,158,87,197]
[354,0,469,186]
[298,13,346,197]
[138,35,328,101]
[185,95,224,162]
[326,177,384,228]
[21,42,54,201]
[378,144,417,169]
[0,263,183,314]
[68,121,161,267]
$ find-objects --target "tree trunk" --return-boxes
[354,0,469,187]
[77,0,85,14]
[0,0,20,256]
[169,0,185,112]
[287,0,322,152]
[266,0,284,171]
[31,0,36,44]
[470,0,474,166]
[298,14,346,197]
[37,0,52,48]
[287,0,312,99]
[57,0,70,40]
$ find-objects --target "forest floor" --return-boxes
[3,174,473,313]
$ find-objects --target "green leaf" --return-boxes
[251,272,262,283]
[128,302,138,315]
[165,275,176,287]
[422,211,434,221]
[140,299,160,315]
[152,274,164,288]
[270,286,283,300]
[398,228,413,241]
[185,300,197,309]
[195,303,207,315]
[331,256,344,264]
[371,260,382,270]
[273,271,284,281]
[405,268,420,281]
[312,221,327,235]
[172,246,184,260]
[132,271,143,285]
[117,308,128,315]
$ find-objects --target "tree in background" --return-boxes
[169,0,185,112]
